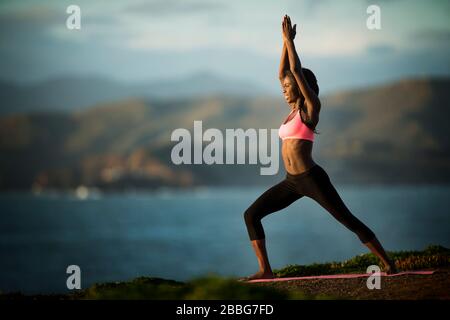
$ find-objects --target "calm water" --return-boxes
[1,185,449,294]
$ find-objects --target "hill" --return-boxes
[0,77,449,191]
[0,72,267,114]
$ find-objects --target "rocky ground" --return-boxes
[249,267,450,300]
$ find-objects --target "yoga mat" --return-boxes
[247,270,435,283]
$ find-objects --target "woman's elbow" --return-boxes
[290,65,300,75]
[307,98,321,112]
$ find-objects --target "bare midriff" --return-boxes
[281,139,317,175]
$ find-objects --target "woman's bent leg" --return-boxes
[244,179,302,241]
[243,179,302,279]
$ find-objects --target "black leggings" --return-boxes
[244,164,376,243]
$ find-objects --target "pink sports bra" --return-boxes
[278,109,315,142]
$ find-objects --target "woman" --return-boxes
[243,15,397,280]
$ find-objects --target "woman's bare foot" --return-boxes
[363,238,398,275]
[383,261,398,275]
[239,270,274,281]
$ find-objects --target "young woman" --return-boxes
[243,15,397,280]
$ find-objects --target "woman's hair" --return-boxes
[302,68,319,95]
[284,68,320,134]
[283,68,319,95]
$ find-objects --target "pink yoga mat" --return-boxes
[247,271,435,283]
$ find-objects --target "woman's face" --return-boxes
[282,76,300,103]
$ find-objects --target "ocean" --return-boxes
[1,185,449,294]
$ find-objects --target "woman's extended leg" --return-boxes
[364,237,397,273]
[243,179,303,279]
[304,166,396,273]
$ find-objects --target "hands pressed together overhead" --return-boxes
[282,14,297,43]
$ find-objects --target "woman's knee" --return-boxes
[356,226,376,243]
[244,207,266,240]
[332,210,376,243]
[244,206,259,225]
[344,216,376,243]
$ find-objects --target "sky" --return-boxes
[0,0,449,94]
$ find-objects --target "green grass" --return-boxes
[2,244,448,300]
[273,244,450,278]
[72,275,313,300]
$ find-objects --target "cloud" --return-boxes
[0,0,448,91]
[413,29,450,43]
[0,5,62,53]
[408,29,450,53]
[364,0,403,3]
[287,0,332,15]
[365,44,396,55]
[0,5,61,28]
[125,0,228,17]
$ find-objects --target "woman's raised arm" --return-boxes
[282,16,321,124]
[279,15,296,80]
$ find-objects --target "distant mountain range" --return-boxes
[0,72,268,114]
[0,76,449,191]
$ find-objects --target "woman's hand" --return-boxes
[282,14,296,43]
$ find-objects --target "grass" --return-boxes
[2,244,448,300]
[273,244,450,278]
[72,276,312,300]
